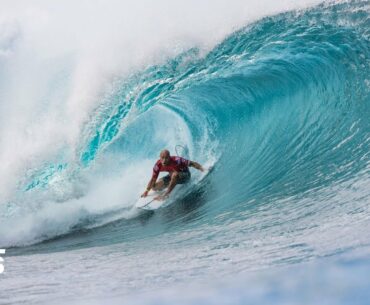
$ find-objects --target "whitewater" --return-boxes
[1,0,370,304]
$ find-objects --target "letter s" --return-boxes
[0,249,5,274]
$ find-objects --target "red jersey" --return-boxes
[152,156,190,179]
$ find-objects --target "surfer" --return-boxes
[141,149,204,201]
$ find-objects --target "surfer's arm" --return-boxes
[147,176,157,191]
[141,176,157,197]
[189,161,204,172]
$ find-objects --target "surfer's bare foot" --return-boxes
[154,194,168,201]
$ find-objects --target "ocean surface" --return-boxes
[0,0,370,304]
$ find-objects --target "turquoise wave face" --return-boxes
[1,1,370,251]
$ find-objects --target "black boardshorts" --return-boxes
[162,171,191,186]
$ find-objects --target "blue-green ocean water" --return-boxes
[0,1,370,304]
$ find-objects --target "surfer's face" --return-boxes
[161,155,170,165]
[160,153,170,165]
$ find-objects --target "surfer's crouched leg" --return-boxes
[154,171,191,190]
[153,179,166,191]
[166,171,191,186]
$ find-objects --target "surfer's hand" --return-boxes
[141,190,149,198]
[204,166,213,173]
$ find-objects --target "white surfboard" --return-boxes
[135,190,168,210]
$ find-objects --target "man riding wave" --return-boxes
[141,149,204,201]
